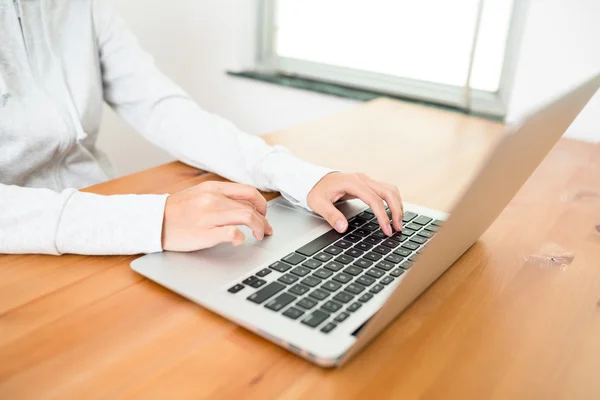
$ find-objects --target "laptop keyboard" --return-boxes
[227,208,442,334]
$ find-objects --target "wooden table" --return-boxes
[1,99,600,399]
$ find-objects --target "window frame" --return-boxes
[254,0,529,119]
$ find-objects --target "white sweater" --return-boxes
[0,0,332,255]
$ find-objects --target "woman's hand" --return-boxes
[162,181,273,251]
[307,172,403,236]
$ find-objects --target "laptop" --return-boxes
[131,74,600,367]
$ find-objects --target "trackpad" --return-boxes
[240,203,326,251]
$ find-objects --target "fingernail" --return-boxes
[384,224,392,236]
[267,224,274,235]
[335,219,347,233]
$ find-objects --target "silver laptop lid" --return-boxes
[342,73,600,364]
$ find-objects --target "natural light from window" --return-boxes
[275,0,515,92]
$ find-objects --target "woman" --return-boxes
[0,0,403,255]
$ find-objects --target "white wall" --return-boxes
[98,0,600,176]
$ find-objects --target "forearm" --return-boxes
[0,184,167,255]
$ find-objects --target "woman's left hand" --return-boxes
[307,172,403,237]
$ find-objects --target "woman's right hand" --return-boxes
[161,181,273,252]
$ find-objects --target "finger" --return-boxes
[201,226,246,248]
[207,182,268,216]
[211,207,269,240]
[237,200,273,235]
[343,178,392,236]
[310,196,348,233]
[368,181,403,231]
[218,197,273,236]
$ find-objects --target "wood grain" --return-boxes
[1,98,599,399]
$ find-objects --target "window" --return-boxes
[256,0,527,117]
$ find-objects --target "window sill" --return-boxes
[226,70,503,121]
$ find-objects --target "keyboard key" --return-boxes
[249,279,266,288]
[278,274,299,285]
[354,259,373,269]
[357,275,376,286]
[382,239,400,248]
[320,322,337,333]
[359,293,374,303]
[289,284,310,296]
[324,246,343,256]
[394,248,412,257]
[302,259,322,269]
[400,228,416,236]
[242,276,258,285]
[376,260,394,271]
[265,293,297,312]
[290,266,311,277]
[400,261,414,270]
[370,284,385,293]
[386,209,393,219]
[402,211,417,222]
[432,219,444,226]
[256,268,272,278]
[334,312,350,323]
[345,283,366,295]
[362,223,379,232]
[410,236,427,245]
[297,297,318,309]
[296,229,346,256]
[401,242,420,251]
[324,261,344,272]
[309,288,330,301]
[321,300,343,313]
[391,268,405,277]
[228,284,245,293]
[363,236,382,246]
[364,252,382,262]
[413,216,433,225]
[381,276,395,285]
[346,248,364,258]
[347,302,362,312]
[269,261,292,273]
[357,211,375,220]
[315,253,333,262]
[283,307,304,320]
[335,240,353,249]
[354,228,371,237]
[343,265,363,276]
[301,276,322,287]
[406,223,422,231]
[418,230,435,239]
[409,255,419,262]
[301,310,330,328]
[373,246,391,255]
[355,242,373,251]
[425,224,439,232]
[344,233,362,243]
[333,273,353,284]
[366,268,385,279]
[385,254,404,264]
[333,291,354,304]
[314,268,333,279]
[370,230,388,240]
[348,218,367,228]
[364,208,375,215]
[335,254,355,265]
[283,253,307,265]
[247,282,285,304]
[392,234,409,242]
[322,280,342,292]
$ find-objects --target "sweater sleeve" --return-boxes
[92,0,334,209]
[0,184,167,255]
